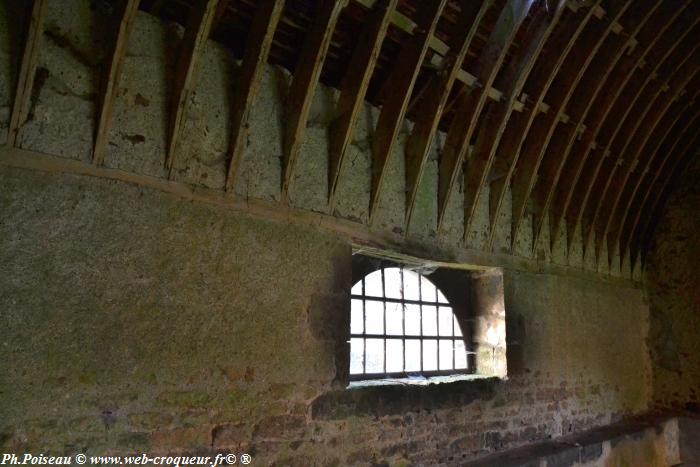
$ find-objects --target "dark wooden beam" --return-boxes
[93,0,141,166]
[595,69,700,265]
[511,1,630,252]
[513,1,640,252]
[583,45,700,264]
[224,0,286,192]
[402,0,489,230]
[487,1,602,251]
[529,0,658,252]
[327,0,397,208]
[281,0,347,201]
[564,15,700,262]
[7,0,48,147]
[550,0,691,256]
[614,99,700,269]
[165,0,221,177]
[436,0,533,235]
[368,0,447,224]
[634,118,700,267]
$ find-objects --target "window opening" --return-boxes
[349,266,469,380]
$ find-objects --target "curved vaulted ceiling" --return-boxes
[4,0,699,274]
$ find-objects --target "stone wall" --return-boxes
[646,155,700,411]
[0,167,652,464]
[0,0,641,279]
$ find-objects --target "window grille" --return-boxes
[349,266,469,380]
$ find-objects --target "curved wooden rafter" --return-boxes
[635,119,700,267]
[225,0,287,192]
[402,0,490,230]
[508,0,630,252]
[368,0,448,224]
[486,1,602,250]
[7,0,48,148]
[327,0,398,208]
[165,0,221,177]
[282,0,348,202]
[536,2,668,252]
[93,0,141,166]
[598,71,700,265]
[616,100,700,269]
[586,48,700,264]
[521,1,654,251]
[435,0,534,234]
[565,15,700,262]
[551,0,693,256]
[460,0,569,246]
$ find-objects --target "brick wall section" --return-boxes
[0,167,652,464]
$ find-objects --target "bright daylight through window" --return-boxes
[349,266,469,380]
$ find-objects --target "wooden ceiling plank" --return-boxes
[596,69,700,266]
[462,0,569,247]
[487,2,601,251]
[281,0,347,201]
[616,100,700,269]
[565,17,700,260]
[552,0,690,255]
[403,0,490,231]
[529,0,660,253]
[7,0,47,148]
[327,0,397,208]
[633,118,700,268]
[584,45,700,265]
[514,2,633,252]
[367,0,447,223]
[165,0,221,177]
[508,0,616,251]
[436,0,534,234]
[93,0,141,166]
[224,0,286,193]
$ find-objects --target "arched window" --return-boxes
[350,266,469,380]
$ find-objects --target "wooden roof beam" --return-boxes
[93,0,141,166]
[552,0,691,254]
[281,0,347,201]
[595,69,700,266]
[614,99,700,270]
[368,0,447,223]
[525,0,640,253]
[509,0,629,252]
[462,0,569,247]
[403,0,490,231]
[7,0,47,148]
[436,0,534,235]
[224,0,286,193]
[486,1,600,252]
[165,0,221,177]
[530,0,661,253]
[582,40,700,264]
[632,116,700,267]
[327,0,397,208]
[564,11,699,259]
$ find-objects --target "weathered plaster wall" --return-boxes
[0,0,638,279]
[0,166,652,464]
[646,155,700,411]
